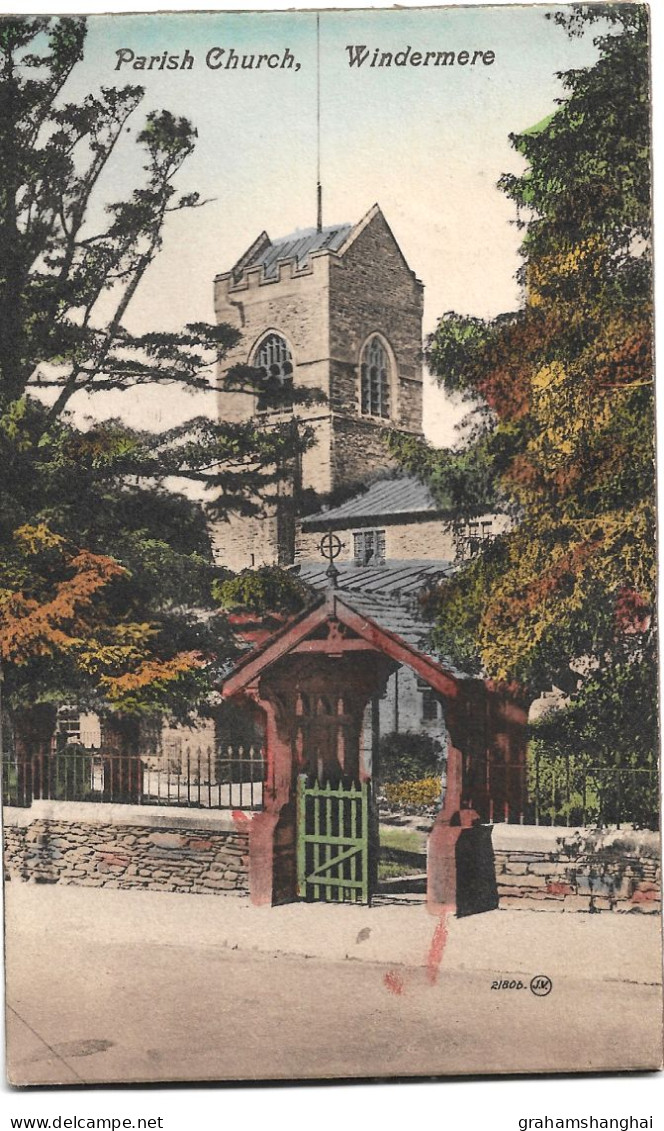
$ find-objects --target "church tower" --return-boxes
[212,204,424,571]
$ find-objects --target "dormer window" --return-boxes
[253,332,294,412]
[455,519,495,561]
[353,529,385,566]
[360,336,391,419]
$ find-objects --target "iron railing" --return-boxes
[2,743,265,812]
[4,742,657,829]
[528,751,659,830]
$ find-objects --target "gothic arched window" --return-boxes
[253,332,294,412]
[360,336,391,419]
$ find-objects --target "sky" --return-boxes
[38,6,605,443]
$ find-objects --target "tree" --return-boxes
[213,565,313,619]
[421,6,653,690]
[0,17,318,493]
[0,16,319,759]
[410,7,655,824]
[0,511,223,725]
[0,396,247,773]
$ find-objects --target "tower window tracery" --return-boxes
[360,336,391,419]
[253,333,294,412]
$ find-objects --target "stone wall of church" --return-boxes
[328,210,424,436]
[296,516,456,563]
[212,510,281,571]
[214,256,332,425]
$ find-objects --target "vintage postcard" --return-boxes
[1,2,661,1087]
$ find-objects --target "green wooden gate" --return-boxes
[296,775,370,904]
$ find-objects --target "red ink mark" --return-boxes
[547,881,572,896]
[383,970,405,995]
[426,909,450,986]
[632,888,656,903]
[232,810,251,829]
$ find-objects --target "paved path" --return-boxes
[4,882,662,1085]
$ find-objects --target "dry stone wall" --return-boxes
[492,826,660,914]
[3,802,249,897]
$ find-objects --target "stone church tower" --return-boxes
[212,204,424,570]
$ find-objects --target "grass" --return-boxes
[379,860,419,881]
[379,826,426,854]
[378,824,427,881]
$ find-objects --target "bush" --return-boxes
[378,731,443,783]
[213,565,312,615]
[383,777,441,807]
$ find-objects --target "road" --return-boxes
[4,883,662,1085]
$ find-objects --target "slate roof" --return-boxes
[341,591,469,678]
[301,475,448,528]
[290,559,471,674]
[334,590,431,650]
[239,224,352,281]
[295,559,453,597]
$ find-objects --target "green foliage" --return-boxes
[407,9,657,829]
[502,5,651,297]
[422,9,654,701]
[382,778,441,808]
[213,565,313,617]
[50,743,94,801]
[530,638,659,829]
[378,731,443,784]
[377,825,427,880]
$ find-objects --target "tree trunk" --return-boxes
[100,713,143,803]
[12,703,57,803]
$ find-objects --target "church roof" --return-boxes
[236,223,352,281]
[221,204,422,287]
[301,475,449,529]
[294,559,453,598]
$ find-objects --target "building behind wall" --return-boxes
[295,474,510,567]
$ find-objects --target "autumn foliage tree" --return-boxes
[0,514,235,760]
[406,7,655,821]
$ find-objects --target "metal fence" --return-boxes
[528,750,659,830]
[2,743,266,812]
[4,742,658,829]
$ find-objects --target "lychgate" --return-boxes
[221,587,529,914]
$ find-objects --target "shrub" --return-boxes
[383,777,441,807]
[378,731,443,783]
[213,565,312,615]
